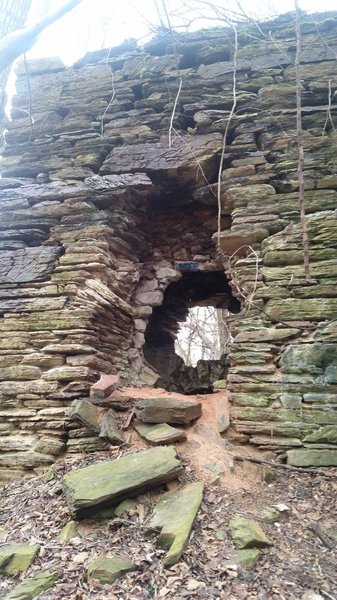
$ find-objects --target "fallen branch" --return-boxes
[320,590,337,600]
[308,523,335,550]
[233,454,336,477]
[122,408,135,430]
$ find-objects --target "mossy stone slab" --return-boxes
[0,544,40,576]
[3,572,59,600]
[303,426,337,444]
[287,449,337,467]
[58,521,77,543]
[87,555,134,583]
[133,420,187,444]
[265,299,337,322]
[99,412,125,445]
[146,481,203,567]
[68,399,100,433]
[229,516,272,549]
[63,446,183,518]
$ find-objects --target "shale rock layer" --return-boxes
[1,12,337,473]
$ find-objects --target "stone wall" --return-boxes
[0,11,337,476]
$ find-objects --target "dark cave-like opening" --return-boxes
[143,270,240,394]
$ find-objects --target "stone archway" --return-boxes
[143,269,240,393]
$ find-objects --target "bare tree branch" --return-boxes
[0,0,82,73]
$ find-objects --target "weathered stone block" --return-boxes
[133,421,187,445]
[287,449,337,467]
[0,544,40,575]
[146,482,203,566]
[90,373,119,401]
[135,397,202,424]
[63,447,183,518]
[0,247,61,284]
[87,555,135,583]
[265,299,337,321]
[229,516,272,549]
[3,572,59,600]
[99,412,125,445]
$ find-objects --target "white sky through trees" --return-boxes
[25,0,337,64]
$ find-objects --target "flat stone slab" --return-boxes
[4,572,59,600]
[68,399,100,433]
[229,516,272,549]
[68,400,125,445]
[91,390,133,410]
[146,481,204,567]
[0,544,40,575]
[90,374,119,402]
[63,446,183,518]
[133,420,187,445]
[135,397,202,425]
[303,426,337,444]
[0,247,61,284]
[99,412,125,445]
[87,555,135,583]
[287,449,337,467]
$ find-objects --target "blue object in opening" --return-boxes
[177,262,200,272]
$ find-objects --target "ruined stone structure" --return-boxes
[1,11,337,478]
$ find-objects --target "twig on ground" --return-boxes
[308,523,335,549]
[233,454,337,477]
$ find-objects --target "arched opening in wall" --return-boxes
[143,270,240,394]
[175,306,230,366]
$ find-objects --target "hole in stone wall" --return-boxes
[143,270,240,394]
[179,51,197,69]
[175,306,229,366]
[179,114,197,131]
[131,84,143,101]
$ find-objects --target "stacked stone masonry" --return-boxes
[1,11,337,476]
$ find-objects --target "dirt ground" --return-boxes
[1,389,336,600]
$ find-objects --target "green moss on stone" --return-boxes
[146,481,203,567]
[3,572,59,600]
[0,544,40,576]
[229,516,272,549]
[287,449,337,466]
[87,555,134,583]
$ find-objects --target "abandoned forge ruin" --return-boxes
[1,11,337,480]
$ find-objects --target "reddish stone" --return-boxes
[90,373,119,401]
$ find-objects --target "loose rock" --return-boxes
[146,481,204,566]
[133,420,187,444]
[3,572,59,600]
[87,555,135,583]
[63,446,183,518]
[229,516,272,549]
[135,397,202,424]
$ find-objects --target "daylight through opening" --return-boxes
[143,270,240,394]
